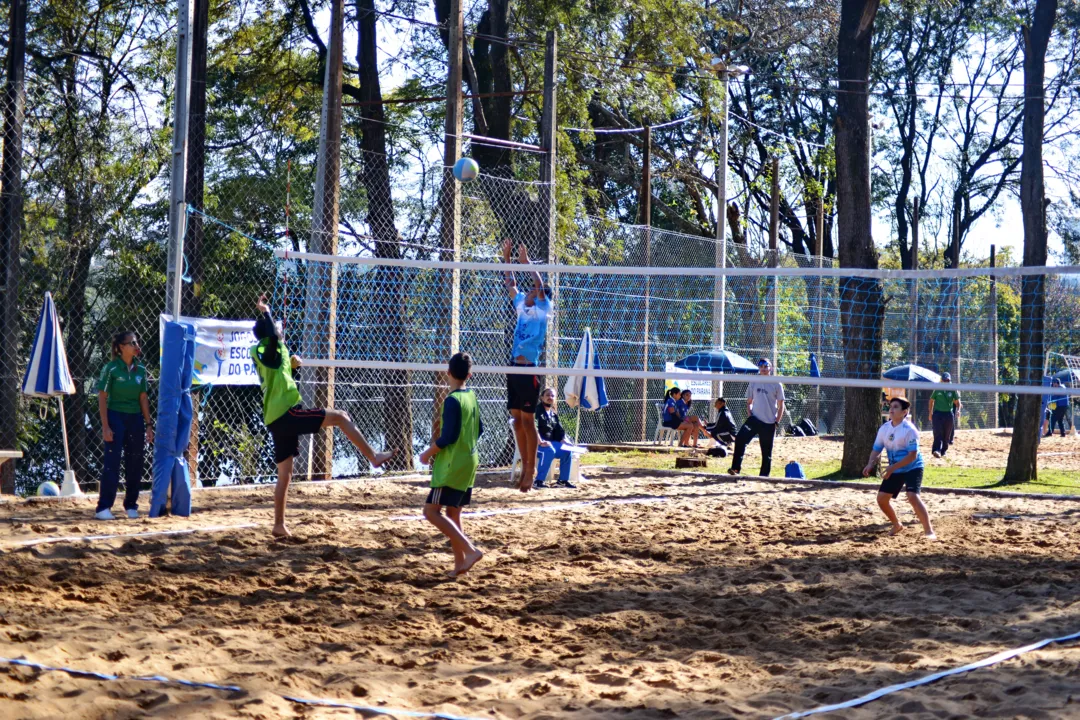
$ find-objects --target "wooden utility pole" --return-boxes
[301,0,344,479]
[540,30,558,386]
[0,0,28,493]
[767,157,780,369]
[990,244,999,428]
[434,0,464,441]
[639,125,651,442]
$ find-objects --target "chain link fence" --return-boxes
[3,85,1078,494]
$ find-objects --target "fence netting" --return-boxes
[4,88,1079,494]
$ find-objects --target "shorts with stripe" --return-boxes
[267,405,327,464]
[425,486,473,508]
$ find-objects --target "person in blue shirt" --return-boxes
[677,389,708,447]
[502,239,552,492]
[863,395,936,540]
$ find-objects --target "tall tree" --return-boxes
[836,0,884,476]
[1005,0,1057,484]
[0,0,28,493]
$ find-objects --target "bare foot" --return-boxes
[369,451,394,468]
[457,549,484,576]
[518,475,532,492]
[272,524,291,538]
[889,524,904,536]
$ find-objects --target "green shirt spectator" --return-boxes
[96,357,149,414]
[930,389,959,413]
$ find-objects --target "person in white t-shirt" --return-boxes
[728,358,785,477]
[863,395,937,540]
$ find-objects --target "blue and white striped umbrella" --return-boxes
[21,292,75,398]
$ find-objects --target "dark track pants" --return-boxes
[730,416,776,477]
[98,410,144,513]
[932,410,953,456]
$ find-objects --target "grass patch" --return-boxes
[587,451,1080,496]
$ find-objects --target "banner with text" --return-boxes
[159,315,259,386]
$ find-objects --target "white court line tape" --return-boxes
[8,523,259,549]
[387,495,668,521]
[0,656,488,720]
[773,628,1080,719]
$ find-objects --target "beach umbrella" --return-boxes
[674,349,759,374]
[20,292,81,496]
[882,363,942,383]
[562,327,608,443]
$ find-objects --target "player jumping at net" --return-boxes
[864,395,936,540]
[502,239,553,492]
[251,294,393,538]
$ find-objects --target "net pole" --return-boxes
[639,125,651,442]
[540,30,558,391]
[767,157,779,370]
[166,0,193,319]
[812,190,824,429]
[301,0,344,480]
[990,244,999,428]
[434,0,463,443]
[910,198,920,426]
[712,71,729,409]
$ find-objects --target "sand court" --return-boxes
[1,468,1079,719]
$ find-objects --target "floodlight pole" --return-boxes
[166,0,194,320]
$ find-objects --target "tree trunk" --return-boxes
[359,0,413,471]
[183,0,210,485]
[836,0,883,477]
[1005,0,1057,484]
[0,0,28,493]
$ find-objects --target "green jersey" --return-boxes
[96,359,148,414]
[432,389,480,492]
[931,389,960,413]
[250,339,302,425]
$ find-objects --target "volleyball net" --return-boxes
[272,250,1080,445]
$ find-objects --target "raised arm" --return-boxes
[501,239,519,300]
[517,243,545,300]
[255,294,283,369]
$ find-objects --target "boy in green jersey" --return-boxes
[252,295,393,537]
[420,352,485,577]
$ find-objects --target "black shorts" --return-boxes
[879,467,924,498]
[507,369,541,413]
[267,405,327,465]
[663,418,683,430]
[425,486,473,508]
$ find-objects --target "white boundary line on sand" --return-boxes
[0,656,488,720]
[773,629,1080,719]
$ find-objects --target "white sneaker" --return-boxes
[94,509,116,520]
[126,508,139,519]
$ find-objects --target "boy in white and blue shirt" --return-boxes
[863,395,937,540]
